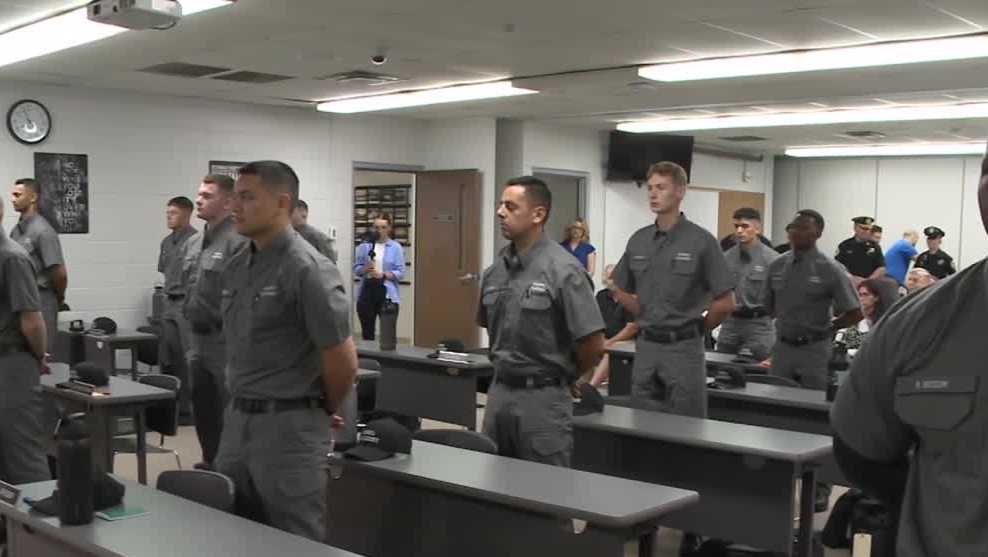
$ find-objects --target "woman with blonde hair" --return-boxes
[561,218,596,274]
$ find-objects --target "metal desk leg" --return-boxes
[130,346,139,381]
[135,411,148,485]
[638,528,656,557]
[795,469,816,557]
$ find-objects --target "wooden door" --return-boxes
[717,191,766,240]
[414,170,482,348]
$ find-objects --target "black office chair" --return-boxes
[414,429,497,454]
[357,358,381,416]
[112,374,182,469]
[156,470,235,512]
[135,325,161,372]
[745,374,803,388]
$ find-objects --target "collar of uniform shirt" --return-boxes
[248,225,294,266]
[203,215,236,244]
[651,212,687,239]
[16,212,38,231]
[501,233,551,270]
[171,224,195,245]
[791,245,820,263]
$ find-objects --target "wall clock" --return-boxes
[7,100,52,145]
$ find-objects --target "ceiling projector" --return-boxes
[87,0,182,30]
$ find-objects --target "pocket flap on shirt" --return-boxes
[629,255,649,271]
[894,376,977,431]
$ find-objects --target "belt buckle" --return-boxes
[797,336,808,345]
[525,377,535,388]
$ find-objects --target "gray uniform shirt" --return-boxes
[10,214,64,289]
[0,229,42,407]
[478,235,604,381]
[724,240,780,310]
[158,225,196,297]
[831,259,988,557]
[295,223,337,263]
[762,247,859,338]
[613,215,733,331]
[222,227,350,400]
[183,217,249,334]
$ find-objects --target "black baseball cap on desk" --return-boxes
[344,418,412,462]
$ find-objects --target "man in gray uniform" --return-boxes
[215,161,357,541]
[832,148,988,557]
[612,162,735,418]
[762,210,862,389]
[183,174,248,470]
[292,199,337,263]
[10,178,67,345]
[716,207,779,361]
[158,196,196,415]
[479,176,604,467]
[0,197,50,486]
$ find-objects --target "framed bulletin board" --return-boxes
[33,152,89,234]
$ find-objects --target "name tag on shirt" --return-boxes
[528,282,549,296]
[674,252,693,262]
[808,276,823,284]
[259,285,281,297]
[210,251,224,261]
[753,265,765,273]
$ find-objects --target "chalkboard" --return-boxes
[33,152,89,234]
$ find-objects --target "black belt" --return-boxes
[166,294,185,301]
[640,322,703,344]
[232,397,324,414]
[780,331,831,346]
[732,307,769,319]
[495,374,563,390]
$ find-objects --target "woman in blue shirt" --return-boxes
[560,219,596,275]
[353,214,405,341]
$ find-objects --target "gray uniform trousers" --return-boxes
[631,335,707,418]
[715,317,776,361]
[159,298,192,411]
[482,382,573,467]
[215,406,331,542]
[189,334,228,465]
[770,339,832,390]
[0,353,50,484]
[39,289,58,346]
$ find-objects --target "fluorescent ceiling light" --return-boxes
[786,142,988,158]
[640,34,988,82]
[316,81,538,113]
[0,1,233,69]
[617,102,988,133]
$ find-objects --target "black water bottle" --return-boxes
[57,413,93,525]
[827,331,850,402]
[379,300,398,351]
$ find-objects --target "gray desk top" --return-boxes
[40,364,174,407]
[607,341,765,372]
[574,406,832,464]
[332,440,698,528]
[84,330,158,343]
[357,368,381,381]
[356,341,492,372]
[708,383,831,413]
[0,479,360,557]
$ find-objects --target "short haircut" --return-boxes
[167,196,193,212]
[794,209,825,232]
[237,161,299,205]
[505,175,552,220]
[202,174,235,194]
[295,199,309,211]
[14,178,39,195]
[645,161,688,187]
[732,207,761,222]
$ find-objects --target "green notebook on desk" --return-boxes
[96,504,148,521]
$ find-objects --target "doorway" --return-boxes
[533,170,588,247]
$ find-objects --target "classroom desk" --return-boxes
[356,341,493,429]
[84,330,158,380]
[573,406,832,557]
[606,341,766,396]
[325,440,698,557]
[40,364,174,485]
[0,479,361,557]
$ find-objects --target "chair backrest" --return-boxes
[139,374,180,436]
[745,374,803,388]
[413,429,497,454]
[156,470,235,512]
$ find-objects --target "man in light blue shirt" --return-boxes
[884,230,919,285]
[353,214,405,340]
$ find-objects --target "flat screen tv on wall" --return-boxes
[607,131,694,184]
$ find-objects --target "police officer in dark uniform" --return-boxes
[835,216,885,285]
[0,197,50,486]
[914,226,956,279]
[214,161,357,541]
[183,174,249,470]
[831,146,988,557]
[479,176,605,467]
[612,162,735,418]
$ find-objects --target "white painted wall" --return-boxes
[774,155,986,270]
[0,82,334,331]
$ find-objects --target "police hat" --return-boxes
[924,226,945,239]
[871,224,883,234]
[90,317,117,335]
[788,209,825,231]
[852,216,875,227]
[344,418,412,462]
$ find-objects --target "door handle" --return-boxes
[458,273,478,283]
